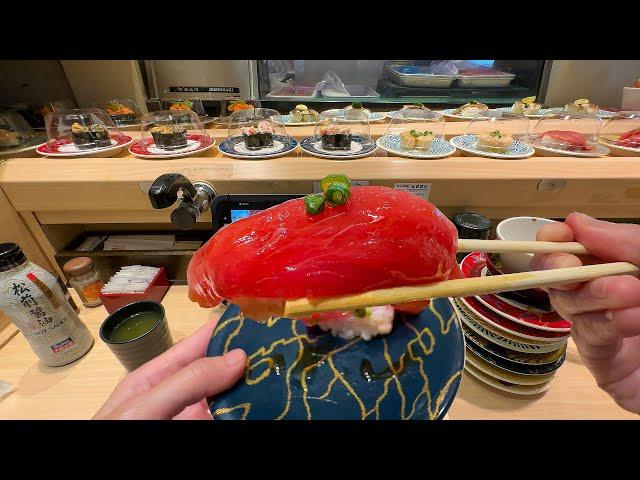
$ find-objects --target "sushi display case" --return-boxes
[376,108,456,159]
[450,110,535,159]
[0,111,47,157]
[600,111,640,156]
[130,110,214,159]
[529,111,609,157]
[99,98,142,128]
[257,60,547,108]
[37,108,133,158]
[218,108,297,159]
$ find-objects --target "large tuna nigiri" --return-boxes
[616,128,640,149]
[187,186,460,320]
[538,130,594,151]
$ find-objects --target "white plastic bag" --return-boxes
[314,71,350,97]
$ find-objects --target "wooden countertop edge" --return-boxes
[2,156,640,184]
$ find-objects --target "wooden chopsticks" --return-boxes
[283,239,638,317]
[457,239,588,255]
[284,262,639,317]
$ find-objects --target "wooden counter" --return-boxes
[0,285,634,420]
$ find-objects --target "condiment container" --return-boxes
[99,301,173,371]
[0,243,94,366]
[63,257,103,307]
[452,212,492,262]
[99,266,169,314]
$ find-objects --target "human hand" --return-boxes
[531,212,640,414]
[93,318,246,420]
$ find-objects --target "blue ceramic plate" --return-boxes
[376,134,456,159]
[207,298,464,420]
[320,109,387,123]
[271,114,319,126]
[299,135,378,159]
[218,134,298,159]
[450,134,535,159]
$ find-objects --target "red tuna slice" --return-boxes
[539,130,593,151]
[187,186,460,319]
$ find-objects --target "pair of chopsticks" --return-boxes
[283,239,639,316]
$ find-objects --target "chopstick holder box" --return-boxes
[99,267,170,314]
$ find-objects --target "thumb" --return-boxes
[566,213,640,266]
[109,349,247,420]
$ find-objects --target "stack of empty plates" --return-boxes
[453,252,571,395]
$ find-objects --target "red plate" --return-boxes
[36,134,132,156]
[461,252,572,332]
[129,133,213,158]
[458,296,570,342]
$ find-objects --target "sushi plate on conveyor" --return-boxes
[218,135,298,159]
[450,134,535,159]
[36,135,134,158]
[300,135,378,159]
[129,134,215,159]
[206,298,465,420]
[376,134,456,159]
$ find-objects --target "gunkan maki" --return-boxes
[320,124,352,150]
[106,101,137,126]
[71,122,112,149]
[241,121,275,150]
[150,125,188,150]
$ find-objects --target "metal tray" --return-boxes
[320,85,380,98]
[456,74,516,88]
[390,66,456,88]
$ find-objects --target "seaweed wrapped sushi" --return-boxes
[71,122,111,149]
[150,125,188,150]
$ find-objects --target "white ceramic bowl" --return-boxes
[496,216,556,273]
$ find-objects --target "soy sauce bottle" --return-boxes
[453,212,492,263]
[0,243,94,366]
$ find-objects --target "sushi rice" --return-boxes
[314,305,395,341]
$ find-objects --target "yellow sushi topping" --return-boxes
[522,96,536,105]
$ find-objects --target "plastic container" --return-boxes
[530,111,608,157]
[63,257,104,307]
[38,108,132,157]
[600,111,640,156]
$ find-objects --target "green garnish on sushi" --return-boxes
[304,194,326,215]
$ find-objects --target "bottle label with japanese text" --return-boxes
[0,262,93,366]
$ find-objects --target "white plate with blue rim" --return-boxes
[218,134,298,159]
[376,134,456,159]
[450,134,535,159]
[299,134,377,159]
[320,109,387,123]
[492,107,562,119]
[271,114,321,126]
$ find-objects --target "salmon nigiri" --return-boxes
[187,184,460,323]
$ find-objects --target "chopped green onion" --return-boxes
[353,307,372,318]
[304,194,326,215]
[412,102,423,107]
[320,174,351,195]
[351,102,363,109]
[325,182,350,205]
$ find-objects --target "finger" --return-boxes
[548,275,640,319]
[95,315,221,417]
[605,306,640,338]
[108,349,247,420]
[536,221,575,242]
[530,252,583,290]
[173,400,213,420]
[565,212,640,266]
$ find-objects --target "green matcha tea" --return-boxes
[109,311,160,342]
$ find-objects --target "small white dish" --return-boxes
[496,216,556,273]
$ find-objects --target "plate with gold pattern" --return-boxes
[206,298,464,420]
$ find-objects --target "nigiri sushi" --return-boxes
[187,178,461,338]
[616,128,640,149]
[538,130,594,151]
[452,101,489,117]
[564,98,599,115]
[477,129,513,153]
[512,96,542,115]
